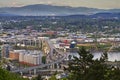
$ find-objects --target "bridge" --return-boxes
[11,38,67,73]
[12,54,66,73]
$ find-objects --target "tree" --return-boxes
[66,47,120,80]
[6,64,11,71]
[0,68,28,80]
[68,55,72,60]
[49,75,57,80]
[42,56,46,64]
[33,74,43,80]
[108,68,120,80]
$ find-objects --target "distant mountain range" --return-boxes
[0,4,120,16]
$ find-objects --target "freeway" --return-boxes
[12,54,66,73]
[12,38,67,73]
[45,39,65,61]
[37,69,63,72]
[46,39,54,60]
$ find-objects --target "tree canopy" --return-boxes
[0,68,28,80]
[66,47,120,80]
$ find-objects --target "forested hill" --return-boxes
[0,4,120,16]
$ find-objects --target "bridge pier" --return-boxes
[29,70,32,75]
[20,72,23,76]
[49,64,55,69]
[52,64,55,69]
[47,65,50,69]
[57,63,60,69]
[50,65,52,69]
[34,69,37,75]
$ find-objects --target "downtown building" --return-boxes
[19,50,43,66]
[1,44,12,58]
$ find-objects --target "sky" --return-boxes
[0,0,120,9]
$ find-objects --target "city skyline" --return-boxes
[0,0,120,9]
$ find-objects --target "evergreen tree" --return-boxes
[49,75,57,80]
[32,74,43,80]
[35,74,43,80]
[42,56,46,64]
[0,68,28,80]
[66,47,120,80]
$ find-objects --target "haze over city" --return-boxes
[0,0,120,9]
[0,0,120,80]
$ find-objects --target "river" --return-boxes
[93,52,120,61]
[68,52,120,62]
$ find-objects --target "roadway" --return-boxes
[12,54,66,73]
[12,38,67,73]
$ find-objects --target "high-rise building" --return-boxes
[19,51,42,66]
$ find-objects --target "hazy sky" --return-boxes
[0,0,120,9]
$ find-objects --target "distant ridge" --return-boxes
[0,4,120,16]
[0,12,19,16]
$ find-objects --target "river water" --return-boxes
[68,52,120,62]
[93,52,120,61]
